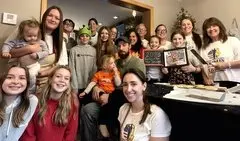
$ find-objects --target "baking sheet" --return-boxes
[163,88,240,106]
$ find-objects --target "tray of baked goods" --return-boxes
[163,85,240,106]
[154,83,227,92]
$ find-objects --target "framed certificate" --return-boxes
[163,47,189,67]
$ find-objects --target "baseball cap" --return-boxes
[115,36,130,45]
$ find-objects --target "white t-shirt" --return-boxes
[185,34,198,51]
[160,40,171,50]
[45,34,68,65]
[90,32,98,46]
[142,39,149,48]
[200,36,240,82]
[118,103,171,141]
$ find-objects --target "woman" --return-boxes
[20,66,78,141]
[95,26,116,68]
[155,24,171,50]
[126,29,144,59]
[10,6,68,92]
[119,68,171,141]
[180,17,203,84]
[88,18,99,46]
[110,26,118,43]
[200,17,240,88]
[180,17,202,50]
[0,66,38,141]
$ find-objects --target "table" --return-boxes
[147,84,240,141]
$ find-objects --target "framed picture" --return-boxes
[163,47,189,67]
[143,49,163,66]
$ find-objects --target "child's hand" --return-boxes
[162,68,168,74]
[79,92,86,98]
[2,52,11,58]
[30,53,38,60]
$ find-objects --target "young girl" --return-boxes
[95,26,116,68]
[162,30,201,84]
[79,54,121,139]
[0,66,38,141]
[146,35,164,83]
[2,19,48,93]
[119,68,171,141]
[20,66,78,141]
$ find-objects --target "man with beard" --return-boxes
[115,36,146,75]
[80,36,145,141]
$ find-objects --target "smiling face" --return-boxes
[122,73,146,103]
[156,25,167,39]
[50,68,71,96]
[100,28,109,42]
[206,25,220,40]
[181,19,193,35]
[150,37,160,49]
[89,20,98,33]
[2,67,27,96]
[45,9,60,33]
[137,24,147,39]
[129,32,138,45]
[172,33,185,48]
[79,34,90,45]
[111,27,117,40]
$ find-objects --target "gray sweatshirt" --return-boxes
[69,44,97,90]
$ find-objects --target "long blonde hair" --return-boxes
[0,65,30,127]
[37,66,74,126]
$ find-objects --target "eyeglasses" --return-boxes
[157,29,167,34]
[64,21,74,27]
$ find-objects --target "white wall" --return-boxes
[137,0,181,35]
[183,0,240,33]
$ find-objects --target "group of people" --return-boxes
[1,4,240,141]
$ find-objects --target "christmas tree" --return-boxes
[172,7,197,32]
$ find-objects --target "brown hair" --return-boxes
[150,35,160,43]
[180,17,202,49]
[122,68,151,124]
[40,6,63,63]
[0,65,30,127]
[17,19,41,40]
[37,65,75,126]
[170,30,186,41]
[202,17,228,48]
[95,26,114,68]
[155,24,167,34]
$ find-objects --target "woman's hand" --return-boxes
[181,64,196,73]
[162,68,168,74]
[211,62,228,70]
[99,93,109,106]
[10,44,42,58]
[29,43,42,53]
[120,130,128,141]
[92,86,104,101]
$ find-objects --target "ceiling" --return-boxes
[48,0,143,29]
